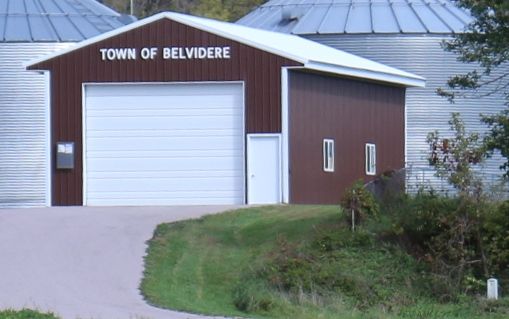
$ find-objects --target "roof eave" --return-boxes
[304,61,426,88]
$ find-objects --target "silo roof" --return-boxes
[0,0,134,42]
[237,0,473,34]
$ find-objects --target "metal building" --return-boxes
[238,0,509,192]
[27,12,424,206]
[0,0,134,207]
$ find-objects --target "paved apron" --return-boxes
[0,206,239,319]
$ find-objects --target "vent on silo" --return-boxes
[281,7,302,22]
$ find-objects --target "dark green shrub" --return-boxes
[386,192,460,247]
[341,181,379,227]
[482,200,509,281]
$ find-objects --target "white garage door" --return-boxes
[84,83,245,206]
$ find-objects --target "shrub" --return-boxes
[482,200,509,281]
[341,181,379,228]
[379,192,509,299]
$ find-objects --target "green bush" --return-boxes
[384,192,460,247]
[378,191,509,299]
[482,200,509,281]
[341,181,379,227]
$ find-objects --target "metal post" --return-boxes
[130,0,134,16]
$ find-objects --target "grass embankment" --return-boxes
[141,205,509,319]
[0,309,59,319]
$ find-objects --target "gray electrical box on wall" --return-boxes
[56,142,74,169]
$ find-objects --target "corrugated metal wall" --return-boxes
[306,34,508,192]
[289,70,406,204]
[0,43,72,207]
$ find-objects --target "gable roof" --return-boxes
[27,11,425,87]
[0,0,135,42]
[237,0,473,35]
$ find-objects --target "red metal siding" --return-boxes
[29,19,300,206]
[289,71,406,204]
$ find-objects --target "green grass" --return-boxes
[141,205,509,319]
[0,309,59,319]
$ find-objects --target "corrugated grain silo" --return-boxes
[238,0,508,192]
[0,0,134,207]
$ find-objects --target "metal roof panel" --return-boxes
[50,15,84,41]
[291,5,328,34]
[238,0,471,35]
[53,0,81,14]
[0,1,7,13]
[317,5,349,33]
[39,0,64,14]
[5,15,31,41]
[0,0,134,43]
[392,3,427,33]
[372,3,400,33]
[0,16,5,41]
[68,15,100,39]
[28,15,58,42]
[345,3,372,33]
[8,0,26,14]
[25,0,44,14]
[412,3,451,32]
[429,4,467,33]
[444,2,473,24]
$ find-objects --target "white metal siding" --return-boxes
[84,83,245,206]
[0,43,72,208]
[306,34,508,192]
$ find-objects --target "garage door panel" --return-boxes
[88,169,243,179]
[88,178,243,192]
[88,190,245,200]
[87,149,241,158]
[85,83,245,206]
[88,107,241,118]
[86,136,242,151]
[86,128,244,138]
[87,157,243,171]
[86,95,241,110]
[87,83,240,97]
[86,196,244,206]
[87,115,243,131]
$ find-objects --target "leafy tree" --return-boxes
[439,0,509,178]
[427,112,487,199]
[103,0,267,21]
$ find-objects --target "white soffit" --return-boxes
[27,11,425,87]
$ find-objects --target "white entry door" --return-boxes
[84,83,245,206]
[247,134,281,204]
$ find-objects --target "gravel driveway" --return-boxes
[0,206,238,319]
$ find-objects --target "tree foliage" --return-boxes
[439,0,509,178]
[427,112,487,198]
[103,0,267,21]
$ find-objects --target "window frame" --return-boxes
[323,139,334,173]
[365,143,376,176]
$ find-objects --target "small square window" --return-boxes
[365,143,376,175]
[323,139,334,172]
